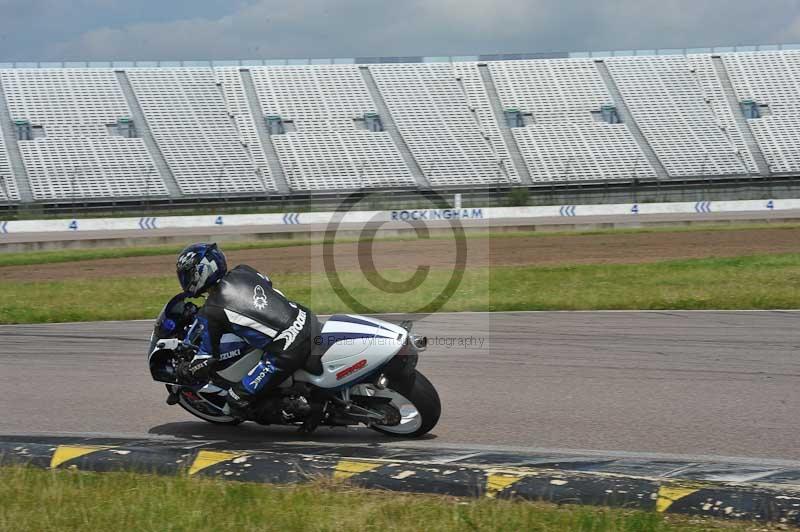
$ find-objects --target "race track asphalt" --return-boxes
[1,311,798,460]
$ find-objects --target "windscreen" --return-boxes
[149,292,196,354]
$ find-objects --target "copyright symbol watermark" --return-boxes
[321,189,468,318]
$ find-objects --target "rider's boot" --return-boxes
[298,402,324,433]
[223,384,252,417]
[223,360,287,418]
[165,390,180,405]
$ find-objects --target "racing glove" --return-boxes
[177,354,215,384]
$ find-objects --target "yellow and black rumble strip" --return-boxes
[1,435,799,525]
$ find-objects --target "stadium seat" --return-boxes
[126,68,274,194]
[19,137,166,199]
[247,65,415,190]
[369,63,520,186]
[0,68,167,200]
[488,59,656,181]
[605,55,755,177]
[723,51,800,173]
[0,127,19,201]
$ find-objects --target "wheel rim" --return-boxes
[368,387,423,434]
[173,386,238,423]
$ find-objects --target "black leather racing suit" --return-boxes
[188,264,320,406]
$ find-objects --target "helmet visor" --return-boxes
[177,259,198,294]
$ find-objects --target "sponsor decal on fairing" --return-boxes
[336,359,367,380]
[219,348,242,361]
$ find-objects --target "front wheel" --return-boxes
[370,371,441,437]
[167,384,243,425]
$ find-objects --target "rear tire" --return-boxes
[371,370,441,437]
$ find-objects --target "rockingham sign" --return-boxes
[390,208,484,221]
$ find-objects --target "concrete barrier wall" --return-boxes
[2,198,800,235]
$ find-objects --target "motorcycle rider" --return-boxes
[174,243,320,416]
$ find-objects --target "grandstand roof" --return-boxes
[2,43,799,70]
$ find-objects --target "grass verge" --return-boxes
[0,466,759,531]
[1,253,798,324]
[1,221,799,268]
[0,239,326,268]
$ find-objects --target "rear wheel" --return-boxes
[369,370,441,437]
[167,384,243,425]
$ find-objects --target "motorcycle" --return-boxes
[147,294,441,437]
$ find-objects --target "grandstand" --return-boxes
[0,48,799,208]
[248,65,416,190]
[488,58,655,182]
[0,127,18,201]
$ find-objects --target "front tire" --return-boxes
[167,384,243,425]
[371,370,441,437]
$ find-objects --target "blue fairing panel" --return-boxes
[217,332,250,363]
[219,335,248,356]
[198,316,215,354]
[184,315,214,355]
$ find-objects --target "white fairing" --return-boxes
[294,314,407,388]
